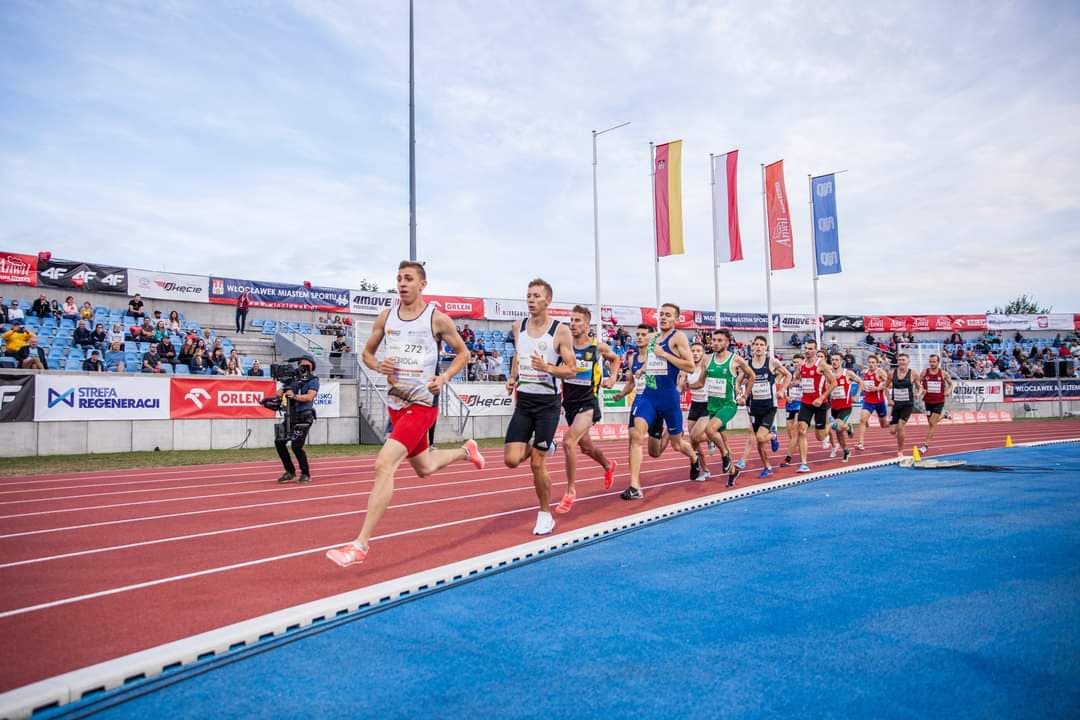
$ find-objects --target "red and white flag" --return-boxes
[711,151,743,263]
[764,160,795,270]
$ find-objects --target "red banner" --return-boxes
[640,307,695,329]
[864,314,988,333]
[170,378,277,419]
[1075,314,1080,331]
[0,252,38,286]
[426,294,484,320]
[764,160,795,270]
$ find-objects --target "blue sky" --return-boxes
[1,0,1078,314]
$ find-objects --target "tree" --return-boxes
[356,279,379,292]
[989,294,1051,314]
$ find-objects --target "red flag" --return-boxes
[764,160,795,270]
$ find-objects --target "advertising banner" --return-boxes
[0,252,37,286]
[715,312,771,331]
[601,305,643,327]
[811,174,841,275]
[209,276,349,312]
[601,387,628,410]
[314,381,341,418]
[863,315,987,333]
[128,269,209,303]
[986,314,1074,331]
[35,375,169,421]
[1003,379,1080,402]
[642,307,695,330]
[764,160,795,270]
[37,259,128,294]
[451,383,516,416]
[0,373,35,422]
[169,377,277,419]
[426,294,485,320]
[823,315,865,332]
[778,314,818,332]
[950,380,1004,404]
[349,290,398,315]
[485,297,573,322]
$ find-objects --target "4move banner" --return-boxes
[128,269,209,303]
[35,375,169,421]
[209,276,349,312]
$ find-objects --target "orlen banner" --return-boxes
[950,380,1004,404]
[426,294,484,320]
[128,268,209,303]
[170,378,276,419]
[209,276,349,312]
[0,252,37,286]
[641,307,695,329]
[863,315,987,333]
[35,375,169,421]
[986,314,1074,331]
[451,383,515,416]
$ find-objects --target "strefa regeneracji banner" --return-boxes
[34,375,169,421]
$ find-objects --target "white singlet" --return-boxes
[383,303,440,410]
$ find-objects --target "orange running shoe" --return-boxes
[463,439,486,470]
[603,460,617,490]
[326,541,368,567]
[554,492,575,514]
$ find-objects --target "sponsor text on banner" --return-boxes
[170,377,277,419]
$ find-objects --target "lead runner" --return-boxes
[327,261,486,567]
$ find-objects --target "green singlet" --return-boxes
[705,351,738,428]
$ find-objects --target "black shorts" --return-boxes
[786,406,800,423]
[506,392,562,451]
[926,402,945,416]
[798,403,829,430]
[628,397,665,439]
[890,403,914,425]
[687,400,709,422]
[563,396,601,426]
[831,407,852,423]
[750,406,777,433]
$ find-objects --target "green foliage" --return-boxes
[989,294,1051,314]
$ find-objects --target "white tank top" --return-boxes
[383,303,440,409]
[688,368,707,403]
[516,317,561,395]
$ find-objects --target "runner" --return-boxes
[679,341,712,480]
[826,352,860,463]
[794,340,837,473]
[856,353,889,450]
[555,305,621,514]
[327,261,485,567]
[690,328,752,487]
[918,353,954,455]
[884,352,922,458]
[780,352,804,467]
[622,303,700,499]
[612,324,670,459]
[739,336,792,479]
[503,278,578,535]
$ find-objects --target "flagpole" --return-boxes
[761,163,775,357]
[710,153,720,330]
[591,121,630,344]
[650,141,661,327]
[809,174,821,347]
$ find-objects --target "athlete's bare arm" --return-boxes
[911,369,924,400]
[363,310,395,376]
[690,354,709,390]
[430,310,469,392]
[942,368,955,396]
[732,355,753,403]
[506,323,519,395]
[598,341,621,389]
[818,363,837,403]
[772,359,793,393]
[542,324,578,380]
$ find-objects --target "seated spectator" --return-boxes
[461,324,475,344]
[49,299,63,320]
[17,335,47,370]
[168,310,182,333]
[331,336,350,359]
[74,320,94,349]
[109,323,125,345]
[475,337,486,353]
[189,348,210,375]
[178,339,195,366]
[1032,362,1046,378]
[1029,345,1040,360]
[0,296,6,325]
[82,350,105,372]
[1060,343,1072,358]
[61,296,78,320]
[201,328,214,344]
[789,332,801,347]
[1018,361,1032,378]
[316,316,330,334]
[248,360,264,377]
[142,348,164,373]
[212,337,224,354]
[225,357,242,376]
[1052,333,1062,348]
[140,317,154,337]
[157,336,177,363]
[91,323,108,350]
[126,325,144,343]
[127,294,146,318]
[1014,331,1024,343]
[104,341,126,372]
[827,336,840,356]
[79,300,94,321]
[3,321,33,359]
[843,351,856,370]
[7,299,24,322]
[195,338,208,356]
[948,332,962,345]
[153,320,169,342]
[951,344,964,361]
[31,294,51,319]
[209,348,228,374]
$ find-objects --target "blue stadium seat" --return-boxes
[174,363,189,375]
[160,363,173,374]
[250,319,265,328]
[138,342,149,353]
[0,357,16,369]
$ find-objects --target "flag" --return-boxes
[711,151,743,263]
[653,140,684,256]
[811,174,841,275]
[764,160,794,270]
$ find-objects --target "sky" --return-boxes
[1,0,1079,316]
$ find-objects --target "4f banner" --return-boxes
[0,373,34,422]
[37,259,128,294]
[811,174,841,275]
[764,160,795,270]
[653,140,685,257]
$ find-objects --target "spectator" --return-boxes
[195,338,208,356]
[1014,331,1024,343]
[1019,361,1032,378]
[209,348,228,374]
[843,350,856,370]
[168,310,182,333]
[178,339,195,366]
[331,335,350,355]
[126,324,144,343]
[789,332,802,347]
[225,357,242,376]
[475,336,486,353]
[79,301,94,321]
[142,348,163,374]
[235,290,251,334]
[1032,361,1046,379]
[82,349,105,372]
[201,328,214,344]
[948,331,962,345]
[18,335,47,370]
[105,341,126,372]
[61,296,78,320]
[157,336,177,364]
[7,299,23,322]
[1060,343,1072,358]
[127,294,145,319]
[153,320,169,342]
[189,348,210,375]
[151,309,164,325]
[3,320,33,360]
[49,298,64,320]
[0,296,6,325]
[827,335,840,356]
[74,320,94,350]
[461,324,475,344]
[212,337,224,354]
[109,323,125,345]
[140,317,154,337]
[487,351,504,381]
[248,360,264,377]
[31,294,51,319]
[89,322,107,350]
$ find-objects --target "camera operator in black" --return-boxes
[274,356,320,483]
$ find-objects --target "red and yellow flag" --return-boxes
[653,140,684,256]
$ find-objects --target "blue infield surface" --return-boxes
[50,444,1080,719]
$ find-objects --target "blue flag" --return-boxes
[812,174,841,275]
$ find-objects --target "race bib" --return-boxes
[893,388,911,402]
[519,365,552,384]
[800,377,815,393]
[706,377,727,398]
[386,339,425,379]
[634,374,645,393]
[576,357,592,373]
[752,380,772,400]
[831,386,846,399]
[926,380,942,394]
[645,352,668,376]
[787,385,803,400]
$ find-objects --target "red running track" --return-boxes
[0,420,1076,692]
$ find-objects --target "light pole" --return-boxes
[592,121,631,343]
[408,0,417,261]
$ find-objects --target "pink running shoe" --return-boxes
[326,541,368,567]
[463,439,486,470]
[603,460,617,490]
[554,492,576,514]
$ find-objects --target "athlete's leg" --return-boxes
[529,447,552,512]
[504,442,532,468]
[925,412,943,444]
[857,408,871,447]
[577,434,612,474]
[356,439,410,547]
[562,411,594,496]
[797,421,809,465]
[629,417,648,489]
[691,417,711,475]
[755,425,771,467]
[407,444,469,478]
[895,419,907,456]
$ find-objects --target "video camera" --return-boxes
[260,355,318,443]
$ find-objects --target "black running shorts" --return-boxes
[890,402,914,425]
[750,407,777,433]
[687,400,709,423]
[506,392,562,451]
[563,396,601,426]
[925,402,945,416]
[798,403,829,430]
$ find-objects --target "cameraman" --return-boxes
[274,356,320,483]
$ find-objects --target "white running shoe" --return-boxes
[533,511,555,535]
[822,439,831,450]
[856,443,865,451]
[829,447,838,459]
